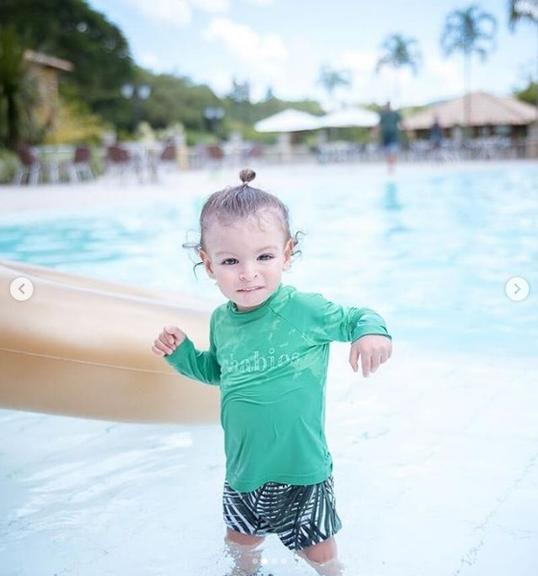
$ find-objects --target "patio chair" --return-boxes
[206,144,224,161]
[160,143,177,162]
[155,142,177,176]
[13,146,42,185]
[67,146,94,182]
[246,143,264,160]
[106,144,132,176]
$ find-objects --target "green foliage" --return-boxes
[0,26,25,148]
[139,72,221,134]
[0,27,42,148]
[0,0,134,93]
[514,80,537,105]
[1,0,135,126]
[441,4,497,131]
[0,147,18,182]
[317,66,352,98]
[45,97,108,145]
[185,130,220,147]
[376,34,422,75]
[508,0,538,30]
[441,5,497,59]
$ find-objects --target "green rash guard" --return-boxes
[165,283,391,492]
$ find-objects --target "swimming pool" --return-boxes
[1,162,536,356]
[1,162,538,576]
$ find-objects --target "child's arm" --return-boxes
[294,293,392,377]
[152,320,221,386]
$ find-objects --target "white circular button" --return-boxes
[504,276,530,302]
[10,277,34,302]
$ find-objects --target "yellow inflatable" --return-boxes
[0,259,219,423]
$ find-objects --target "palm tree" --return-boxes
[441,4,497,136]
[376,34,422,75]
[317,65,352,105]
[375,34,421,105]
[508,0,538,116]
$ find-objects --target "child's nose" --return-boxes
[239,263,258,281]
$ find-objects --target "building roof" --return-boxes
[403,91,537,130]
[24,50,74,72]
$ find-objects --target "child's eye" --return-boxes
[221,258,238,265]
[258,253,274,261]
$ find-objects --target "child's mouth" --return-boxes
[238,287,262,292]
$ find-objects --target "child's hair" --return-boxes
[183,168,303,273]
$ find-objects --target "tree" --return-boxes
[0,27,40,149]
[228,78,252,124]
[441,4,497,134]
[508,0,538,115]
[264,86,275,102]
[0,27,24,149]
[376,33,421,104]
[515,80,537,106]
[0,0,135,125]
[317,65,352,105]
[139,71,221,133]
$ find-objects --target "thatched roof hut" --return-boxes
[403,91,536,135]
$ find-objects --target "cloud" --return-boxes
[204,17,288,75]
[192,0,230,12]
[339,50,378,75]
[426,55,462,95]
[126,0,229,27]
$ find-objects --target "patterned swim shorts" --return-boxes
[222,476,342,551]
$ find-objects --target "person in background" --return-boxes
[378,101,402,173]
[430,116,443,150]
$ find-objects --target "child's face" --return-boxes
[199,211,292,312]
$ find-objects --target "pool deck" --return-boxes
[1,159,537,217]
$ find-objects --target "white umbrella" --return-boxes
[255,109,321,133]
[318,107,379,128]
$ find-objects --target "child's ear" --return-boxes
[199,250,215,278]
[283,239,293,270]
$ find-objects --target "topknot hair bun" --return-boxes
[239,168,256,184]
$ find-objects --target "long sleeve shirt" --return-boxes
[166,283,391,492]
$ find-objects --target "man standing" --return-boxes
[378,101,401,173]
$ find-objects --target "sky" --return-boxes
[88,0,537,109]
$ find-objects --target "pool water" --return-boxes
[1,162,536,356]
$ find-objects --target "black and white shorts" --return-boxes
[223,476,342,551]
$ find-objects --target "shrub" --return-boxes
[0,148,18,183]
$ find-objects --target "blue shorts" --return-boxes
[383,140,399,154]
[222,475,342,551]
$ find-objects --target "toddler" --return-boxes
[152,169,392,575]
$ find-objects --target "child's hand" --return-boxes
[152,326,186,357]
[349,335,392,377]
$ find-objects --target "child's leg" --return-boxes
[297,537,345,576]
[224,528,265,576]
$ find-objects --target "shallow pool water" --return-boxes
[1,162,537,357]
